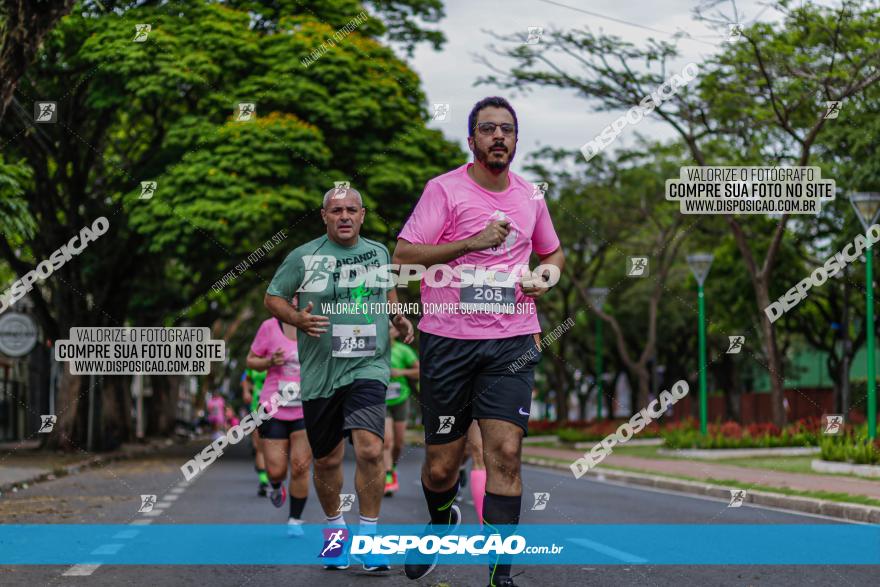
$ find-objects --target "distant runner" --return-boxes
[383,322,419,497]
[242,368,269,496]
[246,315,312,536]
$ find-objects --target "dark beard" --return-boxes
[475,142,515,172]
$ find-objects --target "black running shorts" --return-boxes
[419,332,540,444]
[302,379,386,459]
[257,417,305,439]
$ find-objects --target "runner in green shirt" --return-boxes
[383,323,419,496]
[242,368,269,495]
[264,185,414,572]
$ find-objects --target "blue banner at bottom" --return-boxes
[1,524,878,565]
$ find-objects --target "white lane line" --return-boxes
[130,518,153,525]
[90,544,123,556]
[142,509,164,517]
[63,563,102,576]
[113,529,140,539]
[567,538,648,564]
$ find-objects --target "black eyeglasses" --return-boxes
[475,122,516,136]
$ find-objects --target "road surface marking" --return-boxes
[63,563,102,576]
[170,487,185,494]
[161,494,179,501]
[567,538,648,563]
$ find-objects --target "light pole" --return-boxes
[849,193,880,439]
[687,253,714,435]
[587,287,610,420]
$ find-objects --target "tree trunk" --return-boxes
[48,361,84,450]
[755,282,786,427]
[98,375,131,451]
[0,0,77,123]
[147,375,179,437]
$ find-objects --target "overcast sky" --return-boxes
[401,0,801,175]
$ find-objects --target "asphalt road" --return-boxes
[1,438,877,586]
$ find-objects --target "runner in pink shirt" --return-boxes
[394,97,564,587]
[247,316,312,537]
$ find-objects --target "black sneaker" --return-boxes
[404,504,461,580]
[487,578,517,587]
[257,483,268,497]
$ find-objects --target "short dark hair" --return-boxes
[467,96,518,138]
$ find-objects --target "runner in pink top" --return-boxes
[247,316,312,536]
[394,97,564,587]
[398,162,560,339]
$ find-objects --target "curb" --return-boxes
[0,438,175,495]
[521,455,880,524]
[811,458,880,478]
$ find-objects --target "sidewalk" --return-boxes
[522,445,880,500]
[0,438,175,493]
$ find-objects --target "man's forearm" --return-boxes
[393,238,474,267]
[264,293,300,326]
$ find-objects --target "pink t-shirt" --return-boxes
[249,318,303,421]
[207,396,225,423]
[398,163,560,339]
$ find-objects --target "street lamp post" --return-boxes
[587,287,610,420]
[849,193,880,439]
[687,253,714,435]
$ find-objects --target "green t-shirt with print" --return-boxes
[266,235,391,401]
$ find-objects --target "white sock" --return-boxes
[359,515,378,535]
[326,513,346,527]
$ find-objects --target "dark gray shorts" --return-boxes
[386,400,409,422]
[302,379,386,459]
[419,332,539,445]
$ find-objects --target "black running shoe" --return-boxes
[404,504,461,580]
[487,578,518,587]
[257,483,268,497]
